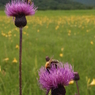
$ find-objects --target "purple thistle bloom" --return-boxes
[38,63,74,92]
[5,0,37,28]
[5,0,37,17]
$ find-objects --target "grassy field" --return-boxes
[0,10,95,95]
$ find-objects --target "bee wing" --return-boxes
[49,57,53,63]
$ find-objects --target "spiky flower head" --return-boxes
[5,0,37,27]
[38,63,74,92]
[5,0,37,17]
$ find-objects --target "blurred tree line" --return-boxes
[0,0,93,10]
[33,0,93,10]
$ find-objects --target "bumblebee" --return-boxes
[45,57,52,69]
[25,0,32,5]
[28,0,32,5]
[45,56,59,69]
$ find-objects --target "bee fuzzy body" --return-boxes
[45,56,59,73]
[25,0,32,5]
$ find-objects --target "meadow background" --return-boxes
[0,10,95,95]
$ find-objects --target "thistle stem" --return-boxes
[19,28,22,95]
[75,81,80,95]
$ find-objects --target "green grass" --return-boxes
[0,10,95,95]
[35,10,95,16]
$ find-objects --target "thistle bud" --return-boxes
[73,72,80,81]
[15,15,27,28]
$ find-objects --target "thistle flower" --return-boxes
[5,0,36,17]
[38,62,74,95]
[5,1,37,95]
[5,0,37,27]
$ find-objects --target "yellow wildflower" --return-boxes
[3,58,9,61]
[15,28,18,31]
[0,66,1,72]
[5,35,8,37]
[12,58,18,63]
[59,53,63,57]
[25,26,28,29]
[8,34,11,37]
[55,25,59,30]
[15,45,19,49]
[23,32,26,34]
[8,31,11,34]
[61,48,64,51]
[68,33,71,36]
[68,30,71,33]
[69,80,74,85]
[90,79,95,86]
[37,29,40,32]
[14,34,16,36]
[91,41,93,45]
[86,30,89,32]
[1,32,6,37]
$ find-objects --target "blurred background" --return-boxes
[0,0,95,10]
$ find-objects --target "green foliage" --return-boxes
[73,0,95,6]
[33,0,93,10]
[0,0,94,10]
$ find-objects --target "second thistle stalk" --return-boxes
[19,28,22,95]
[74,72,80,95]
[75,81,80,95]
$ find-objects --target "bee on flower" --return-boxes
[38,56,74,95]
